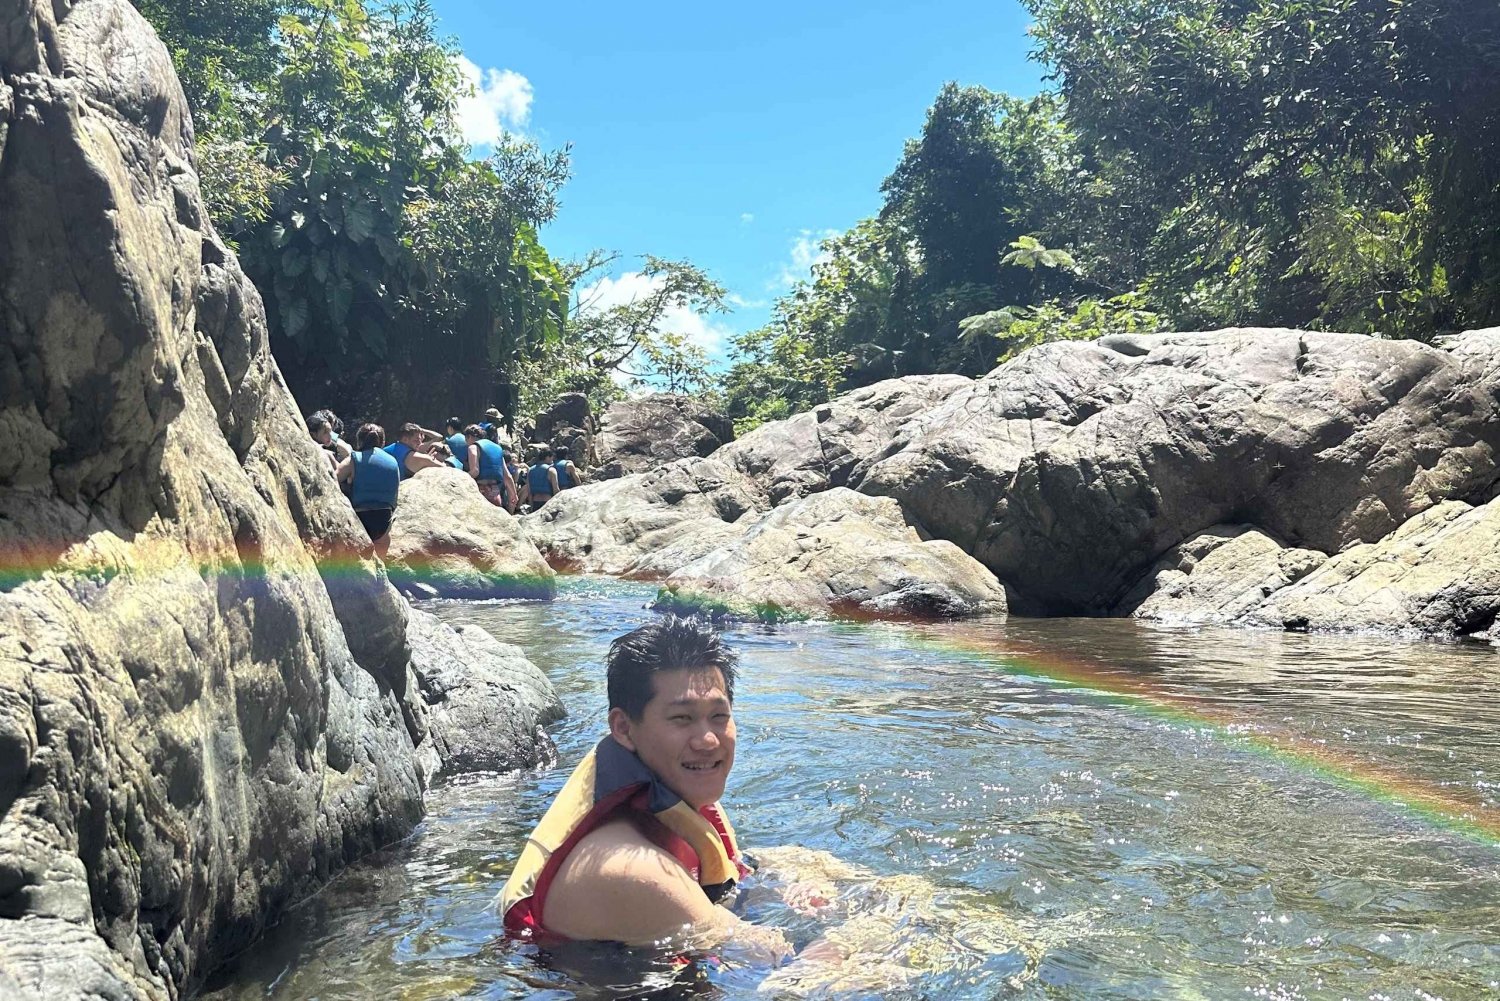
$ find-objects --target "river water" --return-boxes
[201,577,1500,1000]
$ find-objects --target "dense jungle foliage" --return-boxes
[134,0,713,416]
[722,0,1500,430]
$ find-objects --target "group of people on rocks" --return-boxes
[304,405,585,548]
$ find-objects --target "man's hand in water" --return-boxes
[781,881,835,917]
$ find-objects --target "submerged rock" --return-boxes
[385,467,555,599]
[592,393,734,480]
[651,489,1006,622]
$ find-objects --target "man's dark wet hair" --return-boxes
[355,423,385,450]
[607,616,738,720]
[554,444,570,460]
[399,422,423,440]
[306,414,330,436]
[463,423,483,439]
[444,416,462,433]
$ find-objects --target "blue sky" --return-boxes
[432,0,1045,366]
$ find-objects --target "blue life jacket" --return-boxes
[475,439,505,481]
[446,456,463,470]
[445,433,467,462]
[350,448,400,510]
[384,441,415,480]
[527,464,553,496]
[553,460,575,490]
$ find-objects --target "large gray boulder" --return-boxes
[385,467,555,599]
[719,375,970,506]
[0,4,553,998]
[520,457,764,575]
[854,330,1500,613]
[404,610,563,782]
[592,394,734,480]
[651,489,1007,622]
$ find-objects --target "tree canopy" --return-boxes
[723,0,1500,431]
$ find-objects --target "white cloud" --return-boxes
[774,228,841,289]
[578,271,736,386]
[456,56,533,146]
[740,212,755,224]
[727,292,769,310]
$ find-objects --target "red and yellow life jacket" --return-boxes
[500,736,746,939]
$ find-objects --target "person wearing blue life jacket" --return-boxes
[336,423,401,554]
[443,417,468,466]
[552,444,585,491]
[502,446,523,512]
[522,446,560,510]
[464,424,516,511]
[383,422,445,480]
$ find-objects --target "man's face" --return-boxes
[312,426,332,446]
[610,667,736,810]
[401,431,423,447]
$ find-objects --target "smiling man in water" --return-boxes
[500,617,790,956]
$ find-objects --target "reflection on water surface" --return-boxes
[200,577,1500,1000]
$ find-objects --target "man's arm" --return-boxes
[547,467,560,494]
[569,460,587,485]
[405,451,443,476]
[467,444,480,480]
[335,457,353,485]
[542,820,788,958]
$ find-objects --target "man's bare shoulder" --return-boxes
[544,818,725,944]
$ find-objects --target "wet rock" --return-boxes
[385,467,555,599]
[720,375,969,506]
[854,330,1500,614]
[651,489,1006,622]
[520,457,764,574]
[0,3,549,998]
[405,610,563,781]
[1246,499,1500,636]
[1116,526,1325,623]
[592,394,734,480]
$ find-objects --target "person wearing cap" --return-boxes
[480,406,505,438]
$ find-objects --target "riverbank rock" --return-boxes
[520,457,764,574]
[1116,527,1326,624]
[404,610,563,782]
[853,330,1500,615]
[651,489,1007,622]
[592,394,734,480]
[0,3,551,998]
[385,467,555,599]
[719,375,969,506]
[1243,499,1500,635]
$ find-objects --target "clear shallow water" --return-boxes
[200,577,1500,1000]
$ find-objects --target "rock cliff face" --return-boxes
[592,394,734,480]
[0,3,555,998]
